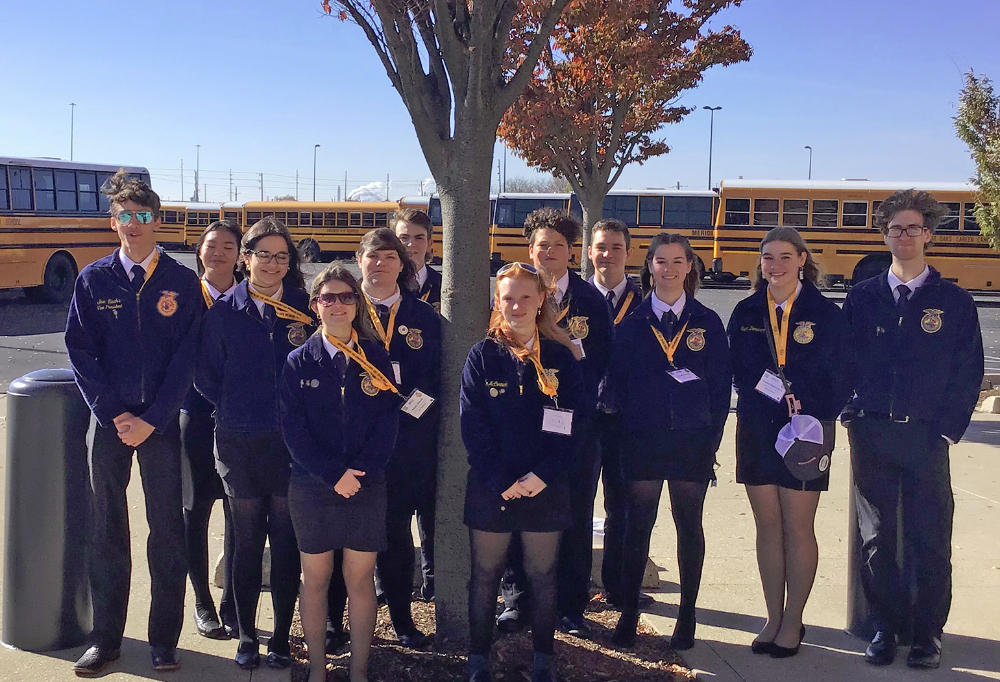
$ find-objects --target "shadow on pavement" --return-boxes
[958,418,1000,447]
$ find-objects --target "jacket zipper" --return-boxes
[136,286,145,404]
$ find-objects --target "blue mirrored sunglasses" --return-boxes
[115,210,155,225]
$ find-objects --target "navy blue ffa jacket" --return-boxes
[279,333,399,488]
[182,288,218,418]
[590,275,643,325]
[842,267,983,443]
[65,248,202,432]
[559,270,614,407]
[418,266,442,312]
[461,336,586,494]
[196,280,316,432]
[607,295,731,452]
[374,290,442,490]
[728,282,854,451]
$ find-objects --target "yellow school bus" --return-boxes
[0,156,151,302]
[711,180,996,289]
[157,202,188,248]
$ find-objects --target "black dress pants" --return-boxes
[596,412,627,604]
[377,480,435,633]
[849,417,954,640]
[86,415,187,650]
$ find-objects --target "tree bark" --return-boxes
[576,189,605,281]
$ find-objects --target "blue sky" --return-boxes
[2,0,997,201]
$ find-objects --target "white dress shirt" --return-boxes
[322,334,354,360]
[202,278,237,300]
[887,265,930,301]
[416,265,428,289]
[590,275,628,308]
[248,283,282,316]
[554,271,570,305]
[651,290,686,322]
[119,248,156,280]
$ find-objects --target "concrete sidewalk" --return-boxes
[621,415,1000,681]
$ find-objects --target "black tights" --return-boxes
[469,530,560,656]
[184,496,235,622]
[229,495,300,655]
[622,480,708,620]
[327,549,348,632]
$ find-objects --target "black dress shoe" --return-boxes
[235,648,261,669]
[770,624,807,659]
[671,610,696,651]
[326,628,351,654]
[151,646,180,671]
[194,604,227,639]
[750,639,775,655]
[496,607,524,633]
[397,629,429,649]
[558,615,591,639]
[612,611,639,647]
[266,651,293,669]
[865,630,897,666]
[73,645,121,676]
[906,637,942,669]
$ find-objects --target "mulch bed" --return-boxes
[289,596,693,681]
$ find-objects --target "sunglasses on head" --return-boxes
[497,262,538,276]
[314,291,359,306]
[115,210,155,225]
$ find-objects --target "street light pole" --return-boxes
[69,103,76,161]
[313,144,321,201]
[805,145,813,180]
[195,145,201,202]
[703,106,722,190]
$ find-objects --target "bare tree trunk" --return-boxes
[577,189,605,280]
[433,134,495,644]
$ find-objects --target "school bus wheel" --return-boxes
[25,251,78,304]
[851,254,891,286]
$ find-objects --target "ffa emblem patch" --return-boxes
[157,291,178,317]
[793,321,816,344]
[567,316,590,340]
[544,368,560,392]
[360,372,379,396]
[818,454,830,473]
[686,328,706,351]
[921,309,944,333]
[406,328,424,350]
[287,322,307,347]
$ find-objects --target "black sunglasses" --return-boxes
[314,291,359,306]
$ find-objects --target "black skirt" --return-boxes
[214,427,291,499]
[735,415,832,492]
[288,474,387,554]
[179,411,225,509]
[619,428,715,482]
[463,471,571,533]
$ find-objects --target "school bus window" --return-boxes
[494,200,513,226]
[375,212,388,228]
[604,195,638,227]
[842,201,868,227]
[323,212,336,227]
[55,170,77,212]
[350,212,362,227]
[224,211,240,224]
[178,212,185,224]
[247,211,262,224]
[9,167,33,210]
[286,211,298,226]
[163,211,176,224]
[938,202,960,231]
[34,168,56,211]
[77,172,98,212]
[97,173,111,212]
[201,212,213,226]
[870,201,882,228]
[725,198,750,226]
[638,196,663,225]
[782,199,808,227]
[812,200,838,227]
[753,199,779,226]
[429,198,442,223]
[337,212,349,227]
[263,212,275,220]
[362,212,375,228]
[0,167,8,210]
[964,203,984,233]
[313,212,324,226]
[186,212,197,226]
[299,212,311,226]
[272,212,286,224]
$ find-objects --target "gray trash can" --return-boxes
[2,369,92,651]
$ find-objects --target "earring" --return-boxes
[799,267,804,280]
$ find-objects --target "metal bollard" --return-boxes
[2,369,92,651]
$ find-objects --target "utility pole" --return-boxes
[804,145,813,180]
[229,170,233,201]
[503,144,507,192]
[496,159,502,194]
[344,171,348,199]
[259,173,264,200]
[313,145,321,201]
[386,174,390,201]
[296,171,299,201]
[69,103,76,161]
[194,145,201,201]
[235,186,239,201]
[702,106,722,191]
[180,160,184,200]
[203,184,207,202]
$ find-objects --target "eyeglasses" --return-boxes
[314,291,358,306]
[886,226,927,238]
[497,262,538,276]
[247,250,290,264]
[115,210,155,225]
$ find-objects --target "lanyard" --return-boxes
[130,250,159,295]
[649,319,689,367]
[200,280,215,308]
[364,294,400,352]
[420,290,430,302]
[247,289,313,324]
[556,305,569,323]
[323,330,399,394]
[509,330,558,398]
[613,290,634,325]
[766,289,797,368]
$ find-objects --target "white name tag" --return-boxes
[542,407,574,436]
[755,370,786,403]
[392,361,402,385]
[668,368,700,383]
[572,338,586,359]
[400,389,435,419]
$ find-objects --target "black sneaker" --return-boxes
[151,646,180,671]
[865,630,897,666]
[906,637,942,669]
[496,607,525,633]
[558,615,591,639]
[73,645,120,676]
[194,604,227,639]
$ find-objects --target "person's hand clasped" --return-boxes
[501,480,531,500]
[334,469,366,498]
[116,415,154,447]
[518,472,547,497]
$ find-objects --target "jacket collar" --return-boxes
[878,264,942,303]
[639,291,708,326]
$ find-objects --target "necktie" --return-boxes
[332,351,347,381]
[605,290,616,310]
[263,304,276,328]
[377,304,390,330]
[130,264,145,292]
[896,284,911,316]
[661,310,677,337]
[775,305,784,328]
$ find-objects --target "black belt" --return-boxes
[863,410,924,424]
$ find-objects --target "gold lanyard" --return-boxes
[248,288,313,324]
[613,291,635,325]
[766,289,797,368]
[510,330,558,398]
[364,294,400,352]
[649,319,689,367]
[556,305,569,323]
[201,280,215,308]
[420,290,430,302]
[323,330,399,394]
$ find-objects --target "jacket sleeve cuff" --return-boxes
[318,461,348,489]
[93,398,127,428]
